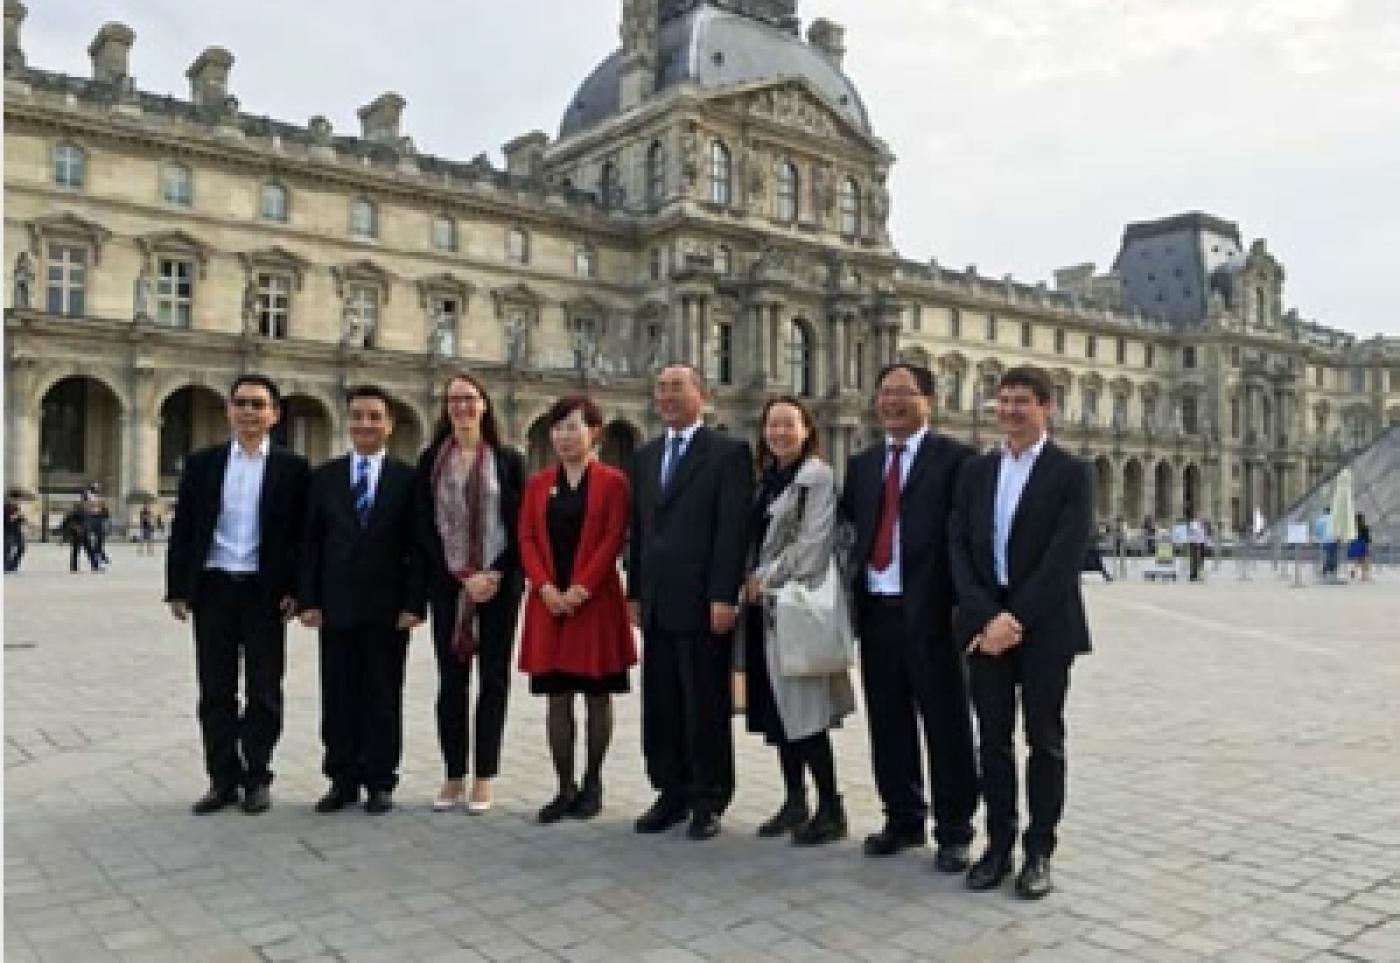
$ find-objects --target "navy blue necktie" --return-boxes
[659,433,685,490]
[352,457,372,528]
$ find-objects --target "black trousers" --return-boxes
[968,646,1074,857]
[641,627,735,816]
[319,623,410,792]
[191,572,286,790]
[4,530,23,571]
[858,598,979,845]
[430,584,520,780]
[69,537,100,571]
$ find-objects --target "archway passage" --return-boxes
[1182,463,1201,517]
[159,386,227,494]
[273,395,334,464]
[1154,460,1174,521]
[1122,458,1144,523]
[39,375,123,499]
[1094,456,1113,523]
[384,396,424,465]
[600,420,640,470]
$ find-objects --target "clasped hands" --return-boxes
[540,582,591,617]
[966,611,1023,656]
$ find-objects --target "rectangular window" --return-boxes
[1116,337,1127,365]
[1113,394,1128,428]
[1054,328,1065,354]
[949,309,961,339]
[1145,344,1155,369]
[1182,396,1199,434]
[161,164,193,206]
[910,303,922,332]
[432,216,456,252]
[156,258,194,328]
[1086,335,1097,360]
[1020,321,1032,349]
[345,284,378,348]
[986,315,998,342]
[1182,345,1197,369]
[44,245,87,317]
[1349,368,1366,393]
[506,228,529,264]
[430,296,459,356]
[256,273,291,339]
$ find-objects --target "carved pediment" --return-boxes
[331,260,398,301]
[417,272,476,308]
[137,230,213,277]
[491,283,543,318]
[239,247,311,289]
[27,213,113,264]
[714,79,880,153]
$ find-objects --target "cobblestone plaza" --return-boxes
[5,547,1399,961]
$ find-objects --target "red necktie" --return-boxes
[869,444,905,572]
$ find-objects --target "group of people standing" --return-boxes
[165,359,1093,900]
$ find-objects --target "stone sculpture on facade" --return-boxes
[503,313,529,371]
[132,266,154,322]
[240,277,259,335]
[340,300,363,348]
[12,251,34,309]
[429,305,455,359]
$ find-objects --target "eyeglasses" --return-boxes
[231,397,271,411]
[446,394,483,406]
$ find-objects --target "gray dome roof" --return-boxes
[559,7,870,140]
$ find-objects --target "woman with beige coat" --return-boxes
[741,396,855,845]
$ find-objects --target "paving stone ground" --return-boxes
[4,544,1399,961]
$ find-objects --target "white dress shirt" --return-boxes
[349,448,386,502]
[994,433,1048,587]
[205,436,270,573]
[866,425,928,596]
[659,420,703,484]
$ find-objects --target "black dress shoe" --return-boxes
[862,821,927,857]
[933,842,972,873]
[634,796,688,834]
[241,785,271,814]
[315,784,359,813]
[191,786,239,815]
[569,776,602,821]
[537,784,579,824]
[792,795,847,846]
[1015,854,1053,899]
[686,811,721,841]
[756,797,809,838]
[364,790,394,814]
[966,846,1015,891]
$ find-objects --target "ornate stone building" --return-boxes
[5,0,1398,532]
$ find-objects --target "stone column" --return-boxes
[678,296,692,367]
[825,313,844,396]
[769,305,783,381]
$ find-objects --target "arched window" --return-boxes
[709,140,732,206]
[838,176,860,235]
[776,161,799,223]
[599,160,620,209]
[785,318,814,397]
[506,227,530,264]
[646,141,665,207]
[53,142,87,188]
[575,243,597,279]
[715,244,732,276]
[1255,286,1267,325]
[161,162,193,206]
[260,181,289,222]
[946,369,963,413]
[350,197,377,239]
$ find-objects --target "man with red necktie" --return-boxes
[839,363,980,871]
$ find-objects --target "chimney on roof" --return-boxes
[358,92,405,144]
[807,19,846,69]
[87,21,134,84]
[4,0,27,73]
[186,46,233,108]
[503,131,549,179]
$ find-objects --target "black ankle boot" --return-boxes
[569,774,602,820]
[793,794,847,846]
[537,782,578,824]
[757,796,809,838]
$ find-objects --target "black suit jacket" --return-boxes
[948,439,1094,656]
[297,454,426,629]
[413,440,526,598]
[164,441,310,605]
[840,430,972,648]
[627,426,753,634]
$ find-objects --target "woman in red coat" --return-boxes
[518,396,636,823]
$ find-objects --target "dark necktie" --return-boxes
[659,432,685,490]
[869,444,905,572]
[352,456,372,528]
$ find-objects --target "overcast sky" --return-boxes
[21,0,1400,337]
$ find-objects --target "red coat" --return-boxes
[517,461,637,678]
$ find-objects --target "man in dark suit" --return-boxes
[949,365,1094,899]
[840,362,980,871]
[628,364,753,841]
[298,385,425,814]
[166,374,309,815]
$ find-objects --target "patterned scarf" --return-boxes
[431,436,489,662]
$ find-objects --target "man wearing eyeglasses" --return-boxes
[839,363,980,872]
[166,374,309,815]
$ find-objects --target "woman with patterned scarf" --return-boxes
[415,372,526,813]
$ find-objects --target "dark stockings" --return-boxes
[777,732,838,804]
[546,693,613,788]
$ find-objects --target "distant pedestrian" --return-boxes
[1348,514,1372,582]
[1314,508,1338,578]
[91,499,111,565]
[63,505,101,573]
[4,493,25,573]
[138,506,157,556]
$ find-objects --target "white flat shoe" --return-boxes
[466,798,493,814]
[433,785,465,812]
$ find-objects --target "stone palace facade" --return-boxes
[5,0,1399,532]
